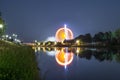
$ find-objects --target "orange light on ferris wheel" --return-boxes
[55,49,74,66]
[55,26,74,42]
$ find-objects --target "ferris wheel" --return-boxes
[55,24,74,42]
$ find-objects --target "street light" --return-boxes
[0,24,3,29]
[12,34,17,38]
[76,40,79,44]
[76,40,80,45]
[0,15,6,37]
[6,35,8,38]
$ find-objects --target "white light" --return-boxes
[35,40,37,43]
[12,34,15,36]
[0,24,3,28]
[12,34,17,37]
[16,35,17,37]
[46,36,56,41]
[46,51,57,56]
[6,35,8,38]
[64,24,68,40]
[64,24,67,28]
[9,37,12,39]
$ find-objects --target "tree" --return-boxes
[75,33,92,43]
[93,32,104,42]
[115,28,120,39]
[84,33,92,43]
[104,31,112,43]
[115,28,120,44]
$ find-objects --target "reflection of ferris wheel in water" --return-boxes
[55,24,74,67]
[55,48,74,67]
[55,24,74,42]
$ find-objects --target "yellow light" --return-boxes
[43,42,45,46]
[54,47,57,51]
[38,47,40,51]
[76,40,80,44]
[54,42,57,45]
[38,43,40,45]
[43,47,46,52]
[32,47,35,49]
[76,49,80,53]
[76,47,80,53]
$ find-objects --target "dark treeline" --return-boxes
[67,28,120,46]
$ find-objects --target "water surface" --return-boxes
[35,47,120,80]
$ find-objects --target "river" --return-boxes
[34,47,120,80]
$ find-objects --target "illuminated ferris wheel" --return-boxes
[55,24,74,42]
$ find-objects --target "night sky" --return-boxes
[0,0,120,42]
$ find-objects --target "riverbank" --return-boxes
[0,40,40,80]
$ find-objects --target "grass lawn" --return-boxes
[0,40,40,80]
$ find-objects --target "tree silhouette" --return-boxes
[115,28,120,44]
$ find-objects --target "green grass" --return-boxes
[0,40,40,80]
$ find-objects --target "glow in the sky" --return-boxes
[46,36,56,41]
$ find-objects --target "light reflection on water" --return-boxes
[55,48,74,68]
[34,47,120,80]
